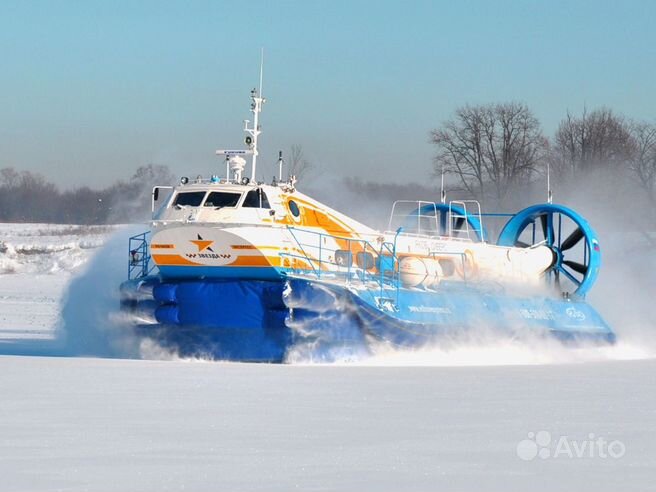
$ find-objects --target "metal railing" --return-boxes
[281,227,477,309]
[387,200,442,236]
[449,200,485,241]
[281,227,403,305]
[128,231,154,280]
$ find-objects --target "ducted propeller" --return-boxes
[497,203,601,298]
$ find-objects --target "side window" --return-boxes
[204,192,242,208]
[173,191,206,207]
[288,200,300,218]
[242,189,271,209]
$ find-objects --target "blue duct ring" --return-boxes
[497,203,601,298]
[408,203,486,242]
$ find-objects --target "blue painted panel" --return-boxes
[346,283,614,346]
[157,265,282,280]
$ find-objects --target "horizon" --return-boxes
[2,0,655,189]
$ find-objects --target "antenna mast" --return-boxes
[547,161,553,204]
[440,164,446,204]
[244,49,266,182]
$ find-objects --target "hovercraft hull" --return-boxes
[120,274,614,362]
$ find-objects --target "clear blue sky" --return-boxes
[2,0,655,188]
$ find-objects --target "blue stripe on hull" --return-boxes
[157,265,282,280]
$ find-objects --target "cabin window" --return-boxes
[173,191,206,207]
[203,191,242,208]
[242,189,271,209]
[288,200,300,218]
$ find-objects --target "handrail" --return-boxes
[282,226,402,304]
[286,227,321,278]
[281,227,474,309]
[449,200,485,241]
[128,231,154,280]
[387,200,439,232]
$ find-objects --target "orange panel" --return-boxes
[229,255,282,267]
[151,254,202,266]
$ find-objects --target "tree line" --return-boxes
[0,143,318,224]
[431,104,656,212]
[0,164,174,224]
[2,112,654,226]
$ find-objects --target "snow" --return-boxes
[0,223,655,491]
[1,356,655,491]
[0,224,111,347]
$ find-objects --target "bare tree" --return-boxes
[553,108,635,178]
[0,168,59,222]
[629,121,656,204]
[431,103,547,203]
[131,163,175,185]
[105,163,176,222]
[0,167,20,188]
[287,144,314,181]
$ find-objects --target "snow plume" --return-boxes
[285,299,654,367]
[56,226,212,361]
[55,226,195,360]
[355,335,653,367]
[56,226,145,358]
[0,223,141,358]
[283,282,370,364]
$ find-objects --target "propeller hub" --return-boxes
[549,247,562,270]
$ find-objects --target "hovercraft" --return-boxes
[119,77,614,362]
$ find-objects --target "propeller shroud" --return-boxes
[496,203,601,298]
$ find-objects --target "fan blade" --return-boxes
[515,240,530,248]
[558,265,582,286]
[554,270,561,290]
[563,259,588,275]
[540,214,555,246]
[540,214,548,238]
[453,217,465,235]
[561,227,584,251]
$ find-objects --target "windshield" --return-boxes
[173,191,206,207]
[204,191,242,208]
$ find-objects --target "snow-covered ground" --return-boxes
[0,224,108,345]
[0,223,655,491]
[2,355,655,492]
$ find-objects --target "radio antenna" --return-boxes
[547,161,553,204]
[440,163,446,204]
[215,51,265,183]
[259,48,264,99]
[244,49,266,182]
